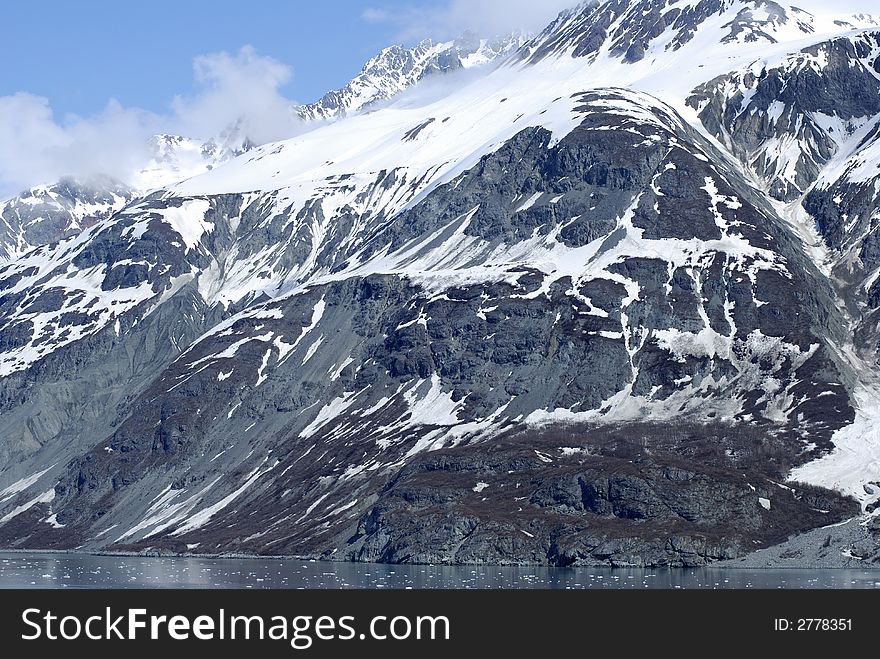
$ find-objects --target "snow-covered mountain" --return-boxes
[132,131,257,192]
[299,31,528,121]
[0,134,248,263]
[0,32,520,262]
[0,176,134,262]
[2,0,880,566]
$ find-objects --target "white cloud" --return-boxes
[0,94,156,197]
[172,46,300,146]
[0,46,302,198]
[361,7,393,23]
[362,0,578,41]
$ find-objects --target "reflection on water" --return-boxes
[0,552,878,589]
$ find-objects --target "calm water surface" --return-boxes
[0,552,878,589]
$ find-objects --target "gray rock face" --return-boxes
[687,29,880,378]
[341,424,857,566]
[688,32,880,202]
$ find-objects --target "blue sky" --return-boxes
[2,1,409,116]
[0,0,571,117]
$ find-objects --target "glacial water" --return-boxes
[0,552,878,588]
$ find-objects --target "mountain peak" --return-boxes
[5,0,880,566]
[299,31,527,121]
[0,175,134,262]
[522,0,879,65]
[133,124,258,192]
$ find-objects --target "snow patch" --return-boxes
[0,465,55,503]
[0,489,55,525]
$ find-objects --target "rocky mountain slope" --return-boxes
[0,177,134,263]
[2,0,880,566]
[0,135,250,263]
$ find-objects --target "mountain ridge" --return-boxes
[1,0,880,566]
[300,31,528,121]
[0,31,526,263]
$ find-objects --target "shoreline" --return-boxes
[0,548,878,570]
[1,515,877,570]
